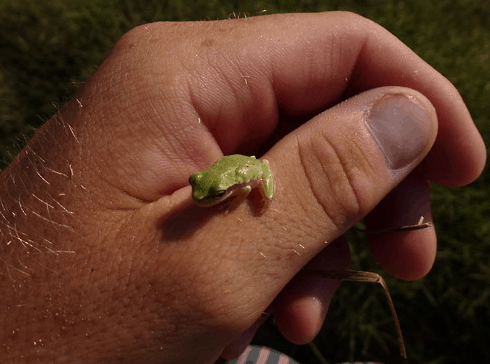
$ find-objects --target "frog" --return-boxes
[189,154,274,214]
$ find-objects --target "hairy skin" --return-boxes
[0,12,485,364]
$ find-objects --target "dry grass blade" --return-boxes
[304,268,407,360]
[355,216,430,234]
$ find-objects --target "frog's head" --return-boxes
[189,172,231,206]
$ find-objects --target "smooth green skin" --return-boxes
[189,154,274,208]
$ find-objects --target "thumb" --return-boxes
[262,86,437,347]
[269,86,437,241]
[221,87,438,355]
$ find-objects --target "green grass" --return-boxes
[1,0,489,363]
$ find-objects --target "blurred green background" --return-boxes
[1,0,489,363]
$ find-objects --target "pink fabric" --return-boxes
[235,346,253,364]
[230,345,383,364]
[256,346,271,363]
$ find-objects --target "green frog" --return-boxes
[189,154,274,214]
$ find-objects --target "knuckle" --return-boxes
[299,135,379,231]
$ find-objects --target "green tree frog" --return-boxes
[189,154,274,214]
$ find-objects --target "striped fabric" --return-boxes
[225,345,383,364]
[226,345,300,364]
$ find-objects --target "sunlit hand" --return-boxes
[0,12,485,364]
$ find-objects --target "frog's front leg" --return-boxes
[221,185,253,214]
[224,178,270,215]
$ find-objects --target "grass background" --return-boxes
[1,0,489,363]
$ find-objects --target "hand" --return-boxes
[0,12,485,364]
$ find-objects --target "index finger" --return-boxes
[257,12,485,186]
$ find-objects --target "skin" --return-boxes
[0,12,485,364]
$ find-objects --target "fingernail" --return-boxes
[366,94,432,170]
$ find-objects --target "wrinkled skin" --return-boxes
[0,12,485,364]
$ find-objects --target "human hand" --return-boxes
[0,12,485,364]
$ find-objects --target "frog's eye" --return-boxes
[215,190,227,198]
